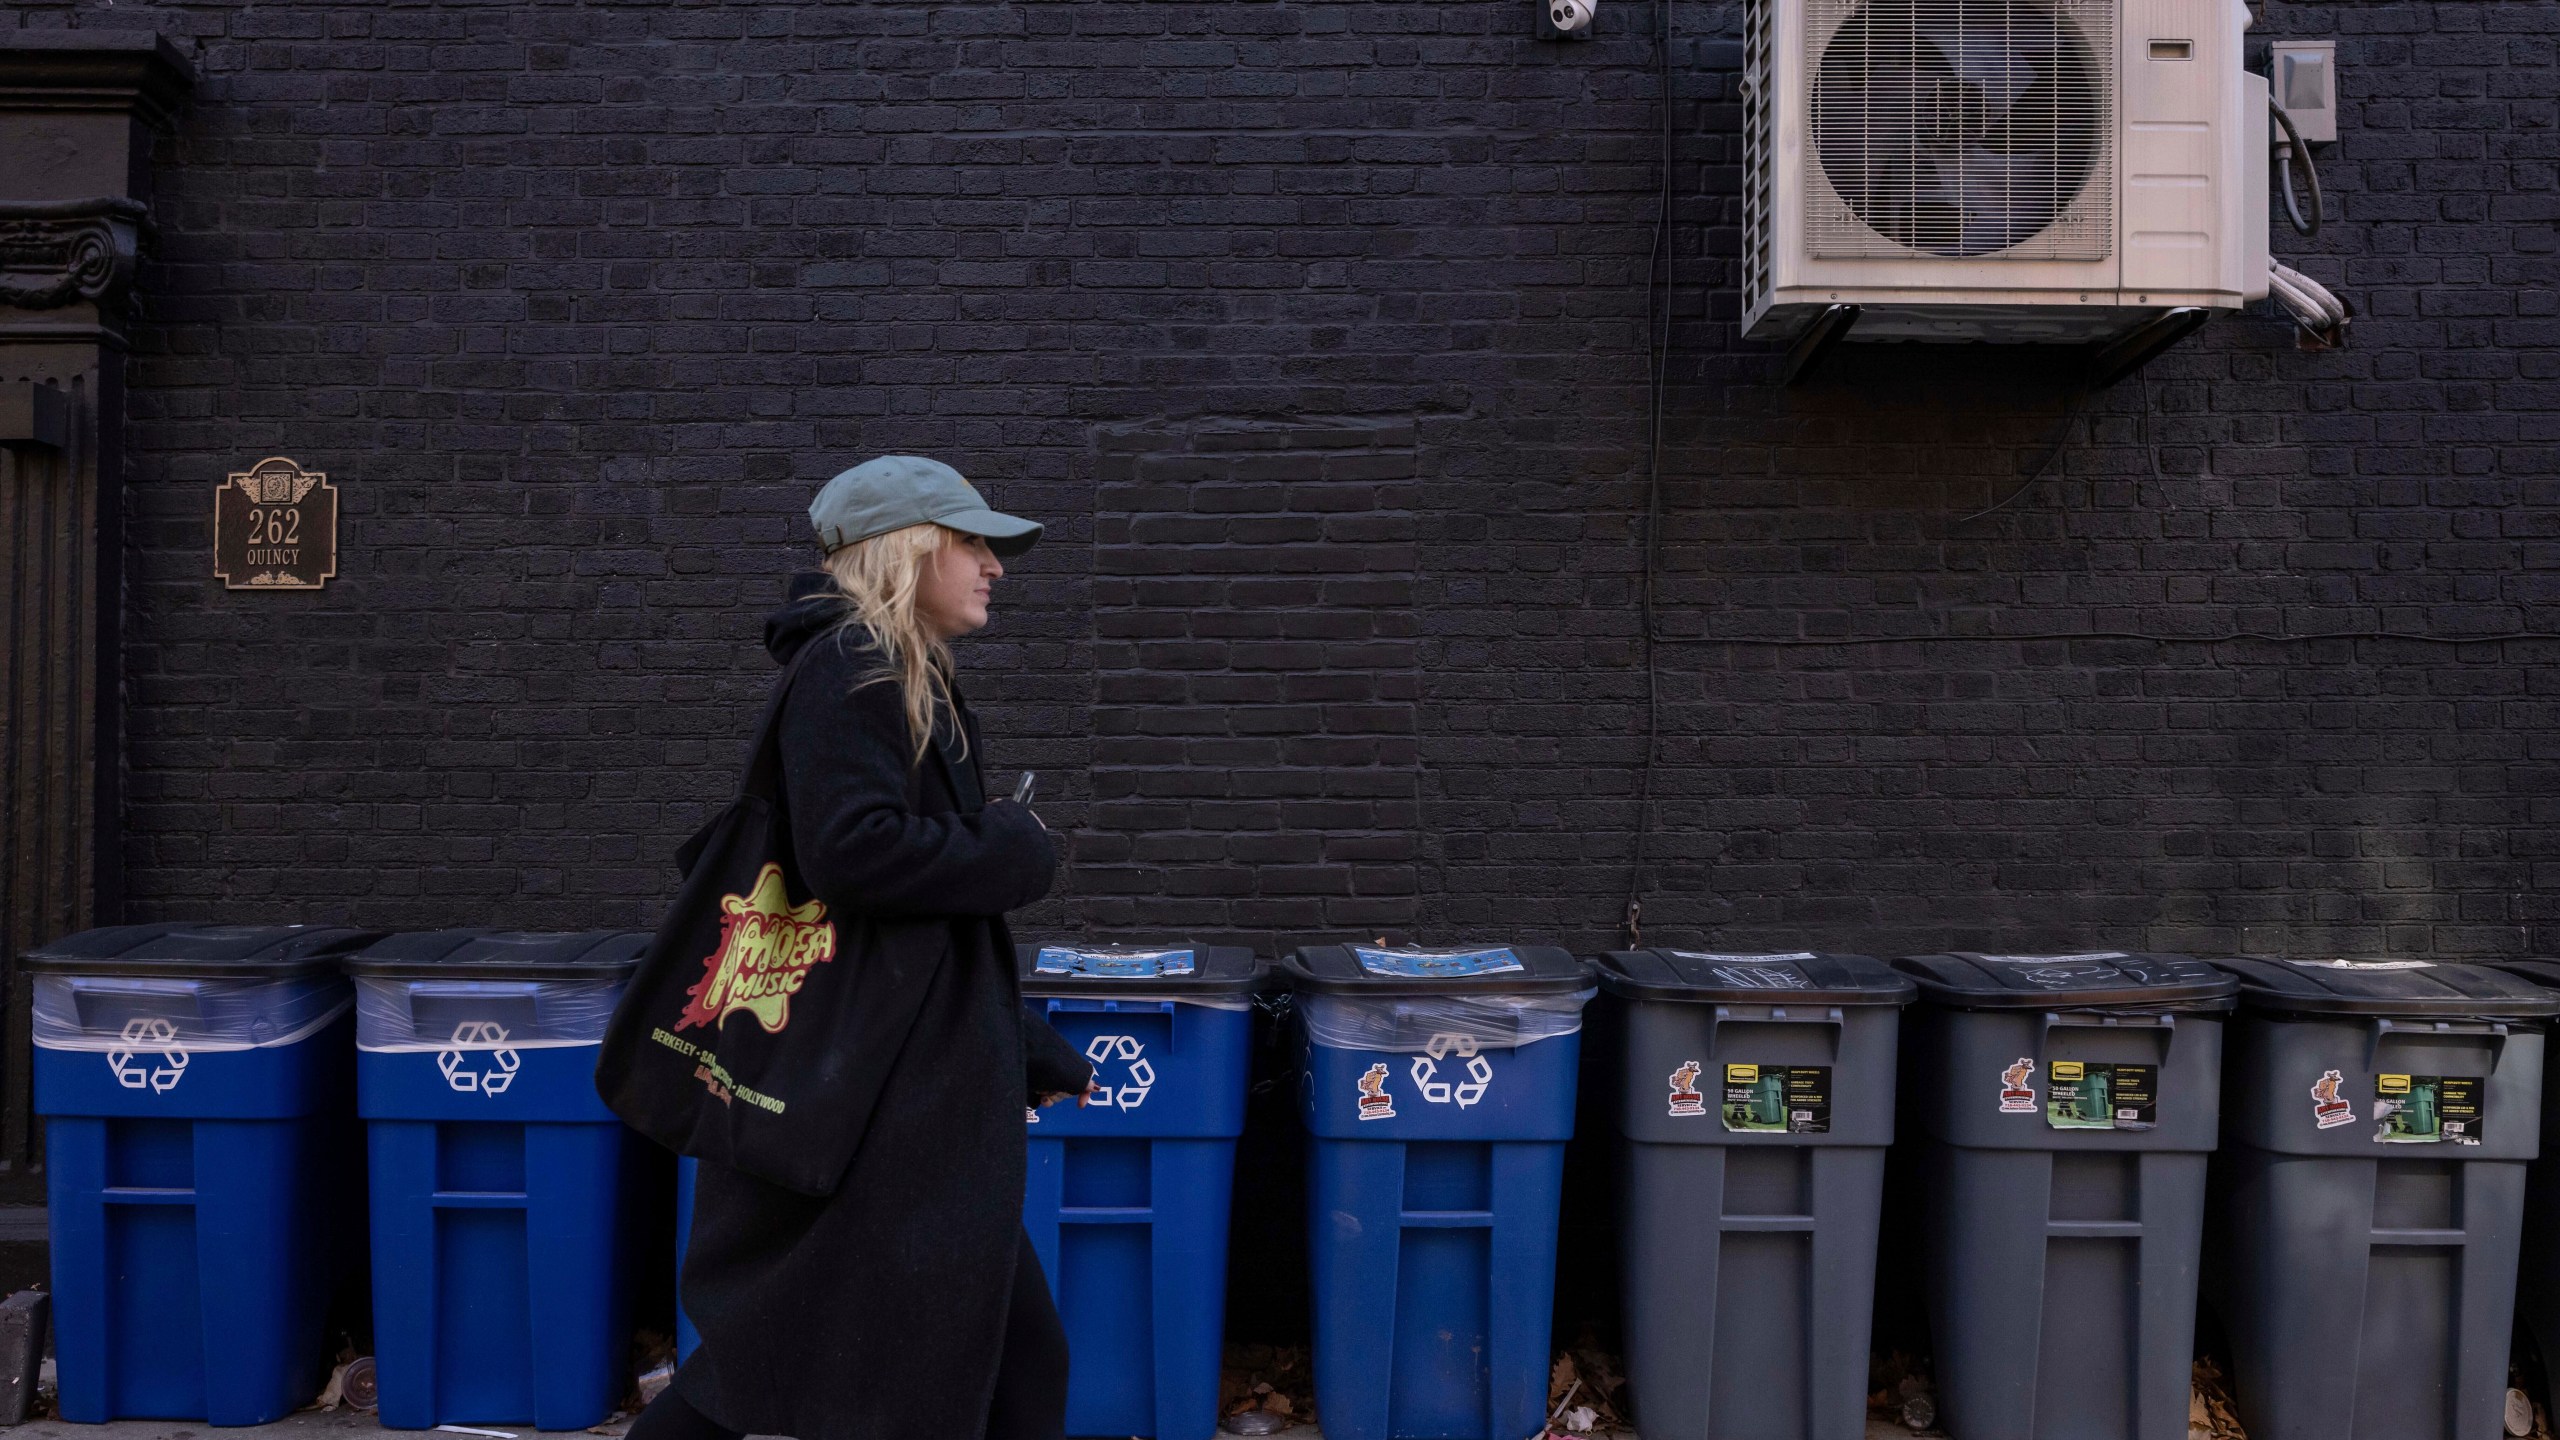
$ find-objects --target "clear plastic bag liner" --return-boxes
[1034,946,1196,978]
[33,974,351,1053]
[1352,945,1523,979]
[356,976,626,1052]
[1302,988,1596,1054]
[1036,992,1252,1012]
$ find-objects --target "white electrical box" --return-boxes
[2269,40,2337,143]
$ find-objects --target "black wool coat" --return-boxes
[675,577,1093,1440]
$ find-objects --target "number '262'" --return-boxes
[244,507,302,545]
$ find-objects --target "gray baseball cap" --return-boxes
[808,455,1042,557]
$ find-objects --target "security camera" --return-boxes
[1548,0,1595,33]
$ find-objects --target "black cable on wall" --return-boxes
[1622,0,1675,949]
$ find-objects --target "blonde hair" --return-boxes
[823,523,960,766]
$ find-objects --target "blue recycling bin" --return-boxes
[1018,943,1262,1440]
[29,923,376,1424]
[1285,943,1594,1440]
[349,930,649,1431]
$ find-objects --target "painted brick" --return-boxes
[0,0,2548,970]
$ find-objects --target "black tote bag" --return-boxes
[594,646,924,1196]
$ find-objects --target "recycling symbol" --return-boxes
[1082,1034,1156,1110]
[106,1018,189,1093]
[1410,1032,1493,1108]
[437,1021,521,1096]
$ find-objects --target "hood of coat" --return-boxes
[765,571,853,664]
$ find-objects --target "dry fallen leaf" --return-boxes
[2188,1358,2247,1440]
[1544,1331,1629,1431]
[1221,1343,1316,1428]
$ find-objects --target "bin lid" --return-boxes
[342,929,651,981]
[2484,960,2560,1004]
[21,923,381,979]
[2215,956,2560,1019]
[1282,943,1590,997]
[1893,951,2236,1012]
[1015,943,1264,998]
[1597,949,1915,1005]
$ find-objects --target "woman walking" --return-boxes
[630,455,1095,1440]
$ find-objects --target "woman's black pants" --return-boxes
[632,1228,1069,1440]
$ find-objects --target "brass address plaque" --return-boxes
[214,457,338,590]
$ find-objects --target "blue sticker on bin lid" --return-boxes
[1351,946,1524,979]
[1032,946,1196,979]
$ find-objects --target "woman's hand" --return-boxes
[1035,1079,1107,1109]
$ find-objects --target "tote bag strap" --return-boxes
[740,640,827,803]
[674,642,826,875]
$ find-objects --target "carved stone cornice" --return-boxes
[0,196,143,310]
[0,33,193,129]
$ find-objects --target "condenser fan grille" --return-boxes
[1807,0,2114,260]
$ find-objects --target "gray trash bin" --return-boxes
[1893,951,2235,1440]
[2209,956,2556,1440]
[2495,960,2560,1436]
[1597,948,1912,1440]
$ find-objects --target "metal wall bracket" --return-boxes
[2086,307,2210,389]
[1782,303,1860,386]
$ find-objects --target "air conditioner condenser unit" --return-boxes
[1741,0,2271,366]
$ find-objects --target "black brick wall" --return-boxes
[1090,419,1422,939]
[7,0,2555,964]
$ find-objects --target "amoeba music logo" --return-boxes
[1410,1032,1494,1108]
[1082,1034,1156,1110]
[107,1018,189,1093]
[438,1021,522,1096]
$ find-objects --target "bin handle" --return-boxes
[1706,1004,1846,1061]
[1043,996,1179,1056]
[2364,1016,2509,1075]
[401,981,546,999]
[64,976,207,996]
[1042,998,1177,1015]
[2034,1011,2174,1065]
[65,976,209,1027]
